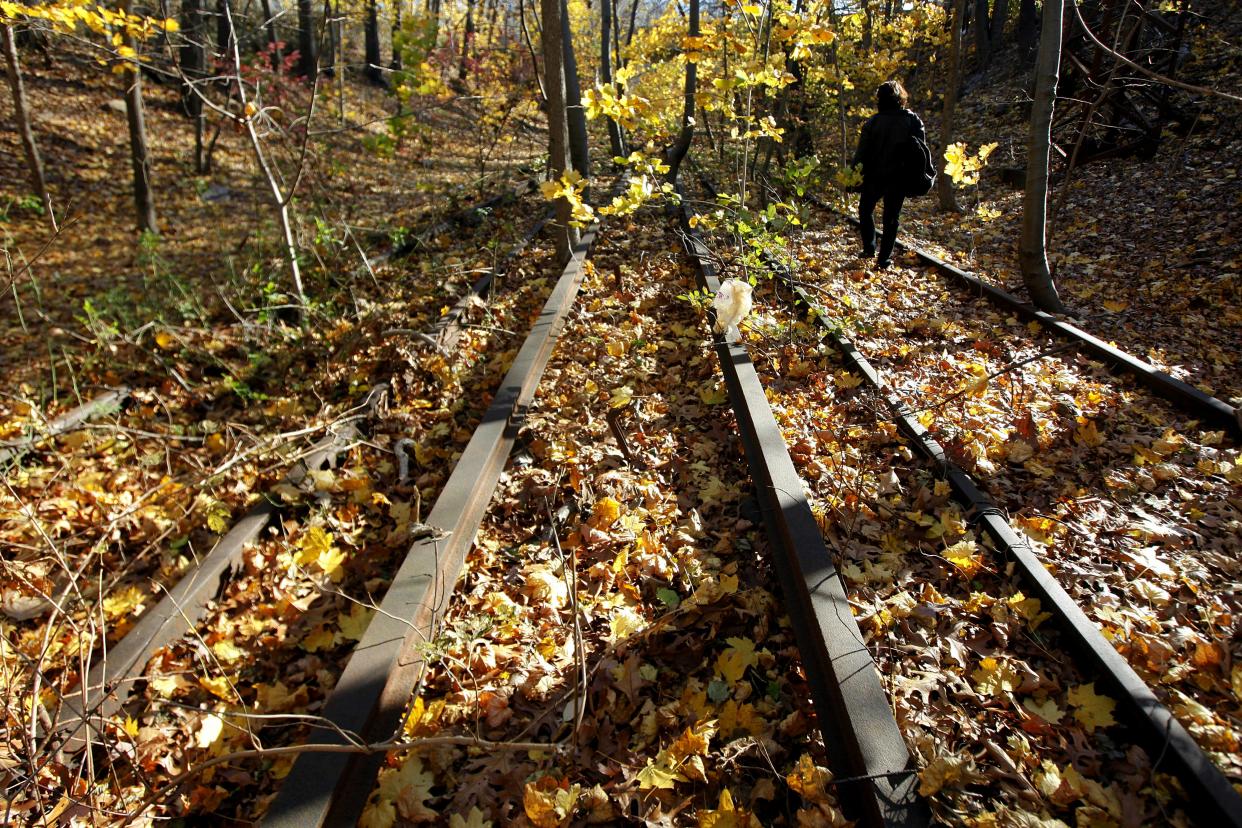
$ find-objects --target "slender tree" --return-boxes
[1017,0,1037,54]
[118,0,157,234]
[365,0,383,83]
[664,0,698,183]
[937,0,966,212]
[561,0,589,178]
[1019,0,1067,312]
[989,0,1009,56]
[541,0,577,263]
[2,22,52,223]
[458,0,475,84]
[974,0,990,67]
[259,0,284,67]
[179,0,207,171]
[599,0,624,157]
[216,0,233,60]
[297,0,318,79]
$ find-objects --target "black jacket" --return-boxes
[852,108,926,191]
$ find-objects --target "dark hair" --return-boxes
[877,80,908,111]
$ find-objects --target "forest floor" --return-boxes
[1,24,1241,828]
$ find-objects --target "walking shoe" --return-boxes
[862,247,875,259]
[876,258,892,269]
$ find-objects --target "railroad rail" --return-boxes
[676,188,931,828]
[698,178,1242,824]
[807,194,1241,439]
[0,386,131,467]
[56,388,386,751]
[263,196,611,827]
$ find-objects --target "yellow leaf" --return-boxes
[449,808,493,828]
[1023,697,1064,723]
[918,753,969,796]
[1102,299,1128,312]
[1076,418,1105,448]
[196,713,224,749]
[199,675,233,700]
[786,753,833,802]
[337,603,375,642]
[155,330,176,350]
[1067,683,1116,732]
[716,637,758,683]
[741,3,761,14]
[524,775,580,826]
[609,386,634,408]
[303,624,336,652]
[123,716,140,739]
[972,657,1021,696]
[376,756,437,822]
[668,721,716,761]
[296,526,335,566]
[211,638,244,662]
[943,540,983,578]
[636,757,684,790]
[591,497,623,526]
[700,788,754,827]
[102,584,146,620]
[609,605,645,643]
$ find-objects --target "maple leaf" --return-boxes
[716,636,758,683]
[369,756,436,824]
[199,675,233,700]
[699,788,758,827]
[448,808,492,828]
[972,657,1021,696]
[918,753,970,796]
[295,526,335,567]
[1022,698,1064,724]
[1067,683,1116,732]
[668,721,716,762]
[337,603,375,642]
[303,624,336,652]
[211,638,244,662]
[523,775,580,826]
[787,753,833,803]
[635,756,685,790]
[942,540,983,578]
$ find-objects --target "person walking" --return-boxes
[851,80,926,269]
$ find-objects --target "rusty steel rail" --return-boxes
[263,204,609,827]
[677,189,930,828]
[769,257,1242,828]
[390,178,538,259]
[0,387,131,468]
[810,195,1241,439]
[55,387,387,751]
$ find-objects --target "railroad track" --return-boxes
[263,193,611,826]
[683,172,1242,826]
[5,188,559,821]
[806,194,1242,439]
[0,387,131,468]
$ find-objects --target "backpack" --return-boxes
[903,115,936,197]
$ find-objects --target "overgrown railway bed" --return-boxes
[6,179,1242,826]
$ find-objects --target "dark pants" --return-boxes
[858,184,904,262]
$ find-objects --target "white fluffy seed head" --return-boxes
[712,278,753,335]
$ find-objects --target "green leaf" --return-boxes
[707,679,730,702]
[656,588,681,609]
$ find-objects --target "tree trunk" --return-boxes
[297,0,318,80]
[974,0,991,67]
[260,0,284,69]
[1019,0,1066,313]
[541,0,577,263]
[664,0,698,183]
[391,0,402,69]
[179,0,207,171]
[365,0,383,83]
[561,0,589,179]
[518,0,545,100]
[118,0,157,234]
[1017,0,1037,54]
[938,0,966,212]
[216,0,234,60]
[2,24,52,223]
[989,0,1009,55]
[599,0,624,157]
[458,0,474,84]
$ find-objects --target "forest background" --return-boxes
[0,0,1240,822]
